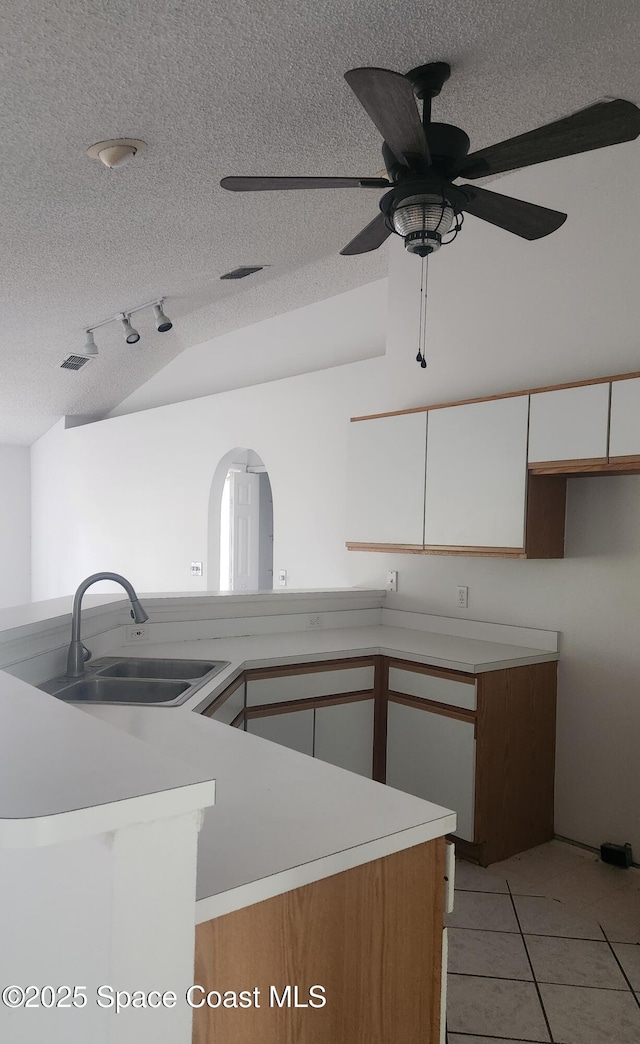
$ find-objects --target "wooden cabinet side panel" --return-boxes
[193,839,445,1044]
[475,662,557,865]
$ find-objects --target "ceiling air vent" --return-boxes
[220,266,264,280]
[60,354,93,371]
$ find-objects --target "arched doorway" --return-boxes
[207,448,273,592]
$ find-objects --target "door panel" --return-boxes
[386,701,476,842]
[246,708,314,756]
[609,377,640,458]
[230,471,260,591]
[528,383,609,463]
[314,699,375,777]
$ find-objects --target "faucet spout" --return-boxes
[66,572,149,678]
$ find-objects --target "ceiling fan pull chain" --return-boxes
[416,255,428,368]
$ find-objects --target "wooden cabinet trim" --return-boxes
[346,541,425,553]
[350,368,640,423]
[524,473,567,559]
[528,455,607,471]
[230,711,245,729]
[347,542,527,558]
[608,453,640,465]
[245,689,375,719]
[387,692,476,726]
[372,655,388,783]
[387,658,475,686]
[245,656,375,680]
[201,675,245,718]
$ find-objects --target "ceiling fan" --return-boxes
[221,62,640,258]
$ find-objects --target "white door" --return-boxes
[528,383,609,463]
[314,699,375,777]
[246,708,314,756]
[424,395,529,549]
[347,412,427,546]
[230,471,260,591]
[386,701,476,842]
[609,377,640,459]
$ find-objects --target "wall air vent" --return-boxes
[60,354,93,371]
[220,266,264,280]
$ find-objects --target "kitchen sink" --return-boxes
[38,656,230,707]
[51,677,190,703]
[99,657,217,680]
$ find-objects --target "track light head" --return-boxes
[121,315,140,344]
[83,330,98,356]
[153,302,173,332]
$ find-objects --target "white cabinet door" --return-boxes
[246,665,375,707]
[347,412,427,545]
[386,701,475,842]
[246,708,314,756]
[609,377,640,458]
[528,383,609,463]
[424,396,529,549]
[314,699,375,777]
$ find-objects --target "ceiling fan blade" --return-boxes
[460,185,567,240]
[456,99,640,179]
[344,67,430,169]
[220,176,390,192]
[340,212,392,255]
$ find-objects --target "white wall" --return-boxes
[0,445,31,609]
[31,145,640,857]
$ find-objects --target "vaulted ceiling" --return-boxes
[2,0,640,443]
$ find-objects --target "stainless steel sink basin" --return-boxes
[52,677,190,703]
[38,656,230,707]
[99,657,217,680]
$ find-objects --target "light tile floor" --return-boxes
[446,840,640,1043]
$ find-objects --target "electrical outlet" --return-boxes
[306,614,322,630]
[190,561,203,576]
[386,570,398,592]
[457,586,469,609]
[126,625,149,643]
[278,569,287,587]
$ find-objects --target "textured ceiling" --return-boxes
[2,0,640,443]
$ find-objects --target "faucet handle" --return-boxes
[82,644,91,663]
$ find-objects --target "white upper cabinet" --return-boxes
[424,396,529,549]
[609,377,640,458]
[528,383,609,464]
[347,412,427,546]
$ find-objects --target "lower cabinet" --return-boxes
[246,707,314,756]
[314,698,374,777]
[386,700,476,842]
[246,698,375,777]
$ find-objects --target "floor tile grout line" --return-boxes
[507,882,555,1044]
[447,924,607,941]
[448,971,630,992]
[446,1033,550,1042]
[601,926,640,1005]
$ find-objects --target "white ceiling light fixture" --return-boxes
[82,330,98,356]
[86,138,147,170]
[121,314,140,344]
[152,301,173,332]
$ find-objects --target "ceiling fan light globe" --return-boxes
[391,194,455,255]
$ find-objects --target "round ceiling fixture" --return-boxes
[86,138,147,169]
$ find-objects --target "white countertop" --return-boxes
[79,703,457,922]
[111,624,558,714]
[0,670,216,848]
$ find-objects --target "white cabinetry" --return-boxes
[528,383,609,464]
[314,699,375,777]
[247,708,314,756]
[386,701,476,842]
[246,665,374,707]
[347,412,427,546]
[609,377,640,459]
[388,665,476,711]
[424,396,529,549]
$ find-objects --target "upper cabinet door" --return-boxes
[609,377,640,459]
[424,396,529,549]
[528,383,609,464]
[347,412,427,546]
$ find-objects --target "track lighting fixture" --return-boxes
[153,301,173,332]
[82,298,173,358]
[121,314,140,344]
[83,330,98,356]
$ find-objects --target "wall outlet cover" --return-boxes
[126,625,149,643]
[306,614,323,629]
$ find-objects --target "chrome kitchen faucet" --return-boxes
[66,572,149,677]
